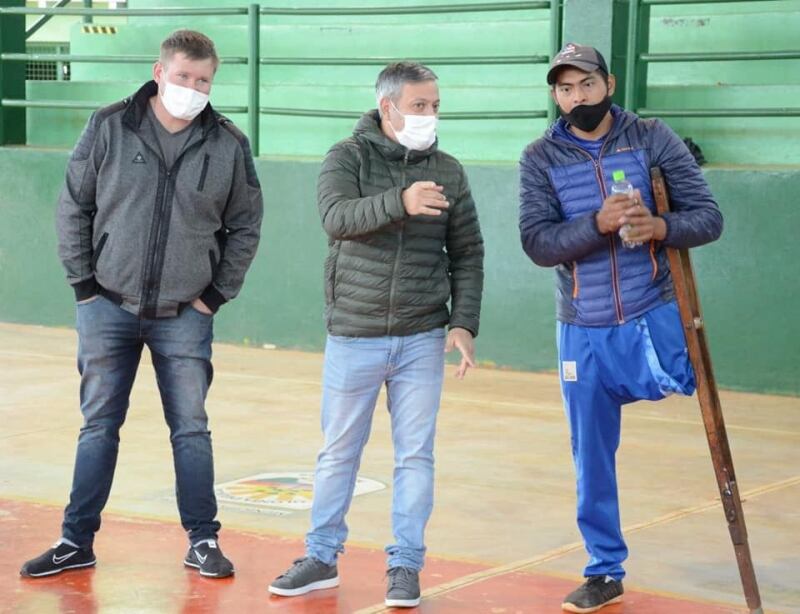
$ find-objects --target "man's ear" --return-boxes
[607,74,616,98]
[153,61,163,84]
[378,97,391,119]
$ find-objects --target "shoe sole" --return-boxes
[385,597,421,608]
[561,595,623,613]
[268,577,340,596]
[20,559,97,578]
[184,560,235,578]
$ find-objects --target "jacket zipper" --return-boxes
[386,149,409,335]
[592,153,625,324]
[197,153,210,191]
[554,137,625,324]
[138,133,205,316]
[142,165,173,314]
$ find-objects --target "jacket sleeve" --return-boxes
[518,147,608,267]
[317,141,408,240]
[651,119,723,249]
[445,168,484,337]
[199,135,264,312]
[56,112,106,301]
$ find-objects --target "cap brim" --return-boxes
[547,60,603,85]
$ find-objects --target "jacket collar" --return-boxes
[545,104,638,145]
[122,80,219,138]
[353,110,438,163]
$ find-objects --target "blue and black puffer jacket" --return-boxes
[519,105,722,327]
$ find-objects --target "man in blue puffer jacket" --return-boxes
[519,43,722,613]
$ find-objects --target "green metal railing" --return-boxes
[0,1,561,154]
[26,0,72,39]
[624,0,800,118]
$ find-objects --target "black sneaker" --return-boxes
[20,541,96,578]
[183,539,234,578]
[385,566,421,608]
[562,575,624,613]
[268,556,339,596]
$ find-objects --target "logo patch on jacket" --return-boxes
[562,361,578,382]
[132,152,146,164]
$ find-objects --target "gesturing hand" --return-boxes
[446,327,476,379]
[402,181,450,217]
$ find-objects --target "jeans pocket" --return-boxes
[422,327,446,338]
[76,295,101,306]
[188,304,214,318]
[328,334,359,344]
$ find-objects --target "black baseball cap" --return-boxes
[546,43,609,85]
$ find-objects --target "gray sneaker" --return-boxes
[268,556,339,596]
[385,566,421,608]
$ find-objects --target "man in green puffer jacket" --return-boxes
[269,62,484,608]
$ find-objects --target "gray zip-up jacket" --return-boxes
[56,80,263,318]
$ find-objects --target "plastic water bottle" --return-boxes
[610,169,641,249]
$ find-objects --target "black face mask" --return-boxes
[560,95,613,132]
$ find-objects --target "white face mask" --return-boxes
[160,79,209,121]
[390,101,437,151]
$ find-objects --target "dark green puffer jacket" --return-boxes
[318,110,484,338]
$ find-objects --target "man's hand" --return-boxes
[618,200,667,243]
[402,181,449,217]
[191,298,213,315]
[446,327,476,379]
[596,189,640,234]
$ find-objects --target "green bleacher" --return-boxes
[21,0,800,164]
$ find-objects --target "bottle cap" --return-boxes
[612,170,626,182]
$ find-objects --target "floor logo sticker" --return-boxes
[216,472,385,513]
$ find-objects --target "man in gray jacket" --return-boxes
[269,62,484,608]
[20,30,262,579]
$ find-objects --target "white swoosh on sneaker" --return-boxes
[53,551,78,565]
[195,551,208,564]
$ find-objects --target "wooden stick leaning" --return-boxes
[649,166,762,614]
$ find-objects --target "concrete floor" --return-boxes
[1,322,797,613]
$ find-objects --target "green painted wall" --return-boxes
[2,1,798,396]
[1,147,797,395]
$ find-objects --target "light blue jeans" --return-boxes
[305,328,446,571]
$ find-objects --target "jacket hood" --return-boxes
[353,109,438,163]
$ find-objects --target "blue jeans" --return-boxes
[62,296,221,547]
[305,328,446,571]
[557,301,695,580]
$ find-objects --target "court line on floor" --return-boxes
[443,393,800,438]
[0,349,75,361]
[2,351,798,438]
[354,474,800,614]
[0,427,75,441]
[0,350,324,387]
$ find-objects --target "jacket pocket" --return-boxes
[330,244,342,304]
[571,261,579,299]
[208,249,218,278]
[91,232,109,271]
[197,154,210,192]
[649,240,658,280]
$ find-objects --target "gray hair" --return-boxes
[375,61,438,114]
